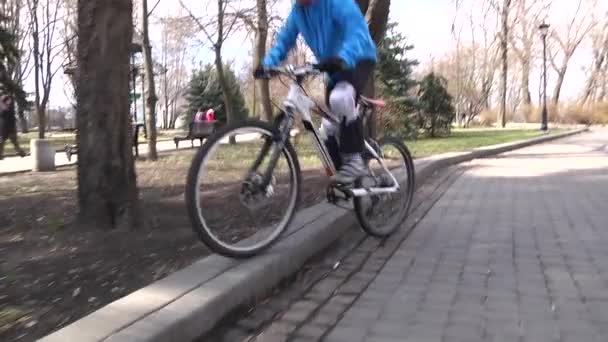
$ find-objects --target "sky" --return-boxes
[41,0,607,108]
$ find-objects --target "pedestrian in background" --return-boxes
[0,94,26,159]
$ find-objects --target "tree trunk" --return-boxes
[76,0,139,229]
[600,60,608,101]
[499,0,511,128]
[215,50,235,142]
[521,59,532,106]
[163,68,169,129]
[142,0,158,160]
[14,59,29,133]
[17,107,28,132]
[31,0,44,138]
[214,0,235,143]
[552,63,568,106]
[170,98,178,128]
[254,0,272,122]
[582,40,607,105]
[357,0,390,138]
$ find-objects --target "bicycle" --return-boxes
[185,64,415,258]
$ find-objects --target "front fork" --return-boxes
[246,111,294,190]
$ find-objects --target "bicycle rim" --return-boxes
[355,137,415,237]
[186,122,300,258]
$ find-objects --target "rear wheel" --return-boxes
[185,120,301,258]
[354,136,415,237]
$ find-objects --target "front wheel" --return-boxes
[185,120,302,258]
[354,136,415,237]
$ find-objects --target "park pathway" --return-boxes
[0,139,201,175]
[206,128,608,342]
[0,131,273,175]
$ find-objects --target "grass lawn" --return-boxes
[406,128,563,158]
[2,128,561,160]
[1,132,75,156]
[168,128,567,173]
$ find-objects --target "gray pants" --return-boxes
[320,81,359,139]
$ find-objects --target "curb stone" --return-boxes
[38,127,588,342]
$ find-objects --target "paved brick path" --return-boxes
[206,129,608,342]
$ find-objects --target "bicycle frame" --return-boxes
[252,67,401,198]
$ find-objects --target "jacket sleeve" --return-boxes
[332,0,369,68]
[263,10,299,66]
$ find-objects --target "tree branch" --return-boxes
[148,0,162,17]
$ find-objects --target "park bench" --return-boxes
[173,121,219,149]
[65,123,144,162]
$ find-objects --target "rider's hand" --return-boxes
[253,65,267,79]
[317,57,347,73]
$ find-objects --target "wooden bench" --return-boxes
[173,121,218,149]
[65,123,144,162]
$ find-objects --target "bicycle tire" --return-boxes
[354,136,415,237]
[185,120,302,258]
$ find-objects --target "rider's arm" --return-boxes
[263,10,299,67]
[331,0,370,68]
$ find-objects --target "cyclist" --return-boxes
[255,0,377,185]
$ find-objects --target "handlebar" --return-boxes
[255,64,324,80]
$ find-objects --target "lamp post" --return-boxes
[539,22,550,132]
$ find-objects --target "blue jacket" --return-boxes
[263,0,377,69]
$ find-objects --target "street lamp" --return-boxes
[539,22,550,132]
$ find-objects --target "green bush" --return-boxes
[183,64,248,126]
[417,72,455,137]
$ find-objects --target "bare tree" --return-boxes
[453,0,512,126]
[581,11,608,105]
[498,0,512,127]
[180,0,240,142]
[548,0,596,106]
[76,0,139,229]
[141,0,158,160]
[156,14,194,129]
[510,0,550,107]
[26,0,63,138]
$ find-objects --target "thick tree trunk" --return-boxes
[142,0,158,160]
[254,0,272,122]
[499,0,511,128]
[356,0,390,138]
[76,0,139,229]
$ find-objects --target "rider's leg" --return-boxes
[320,118,342,169]
[328,81,367,184]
